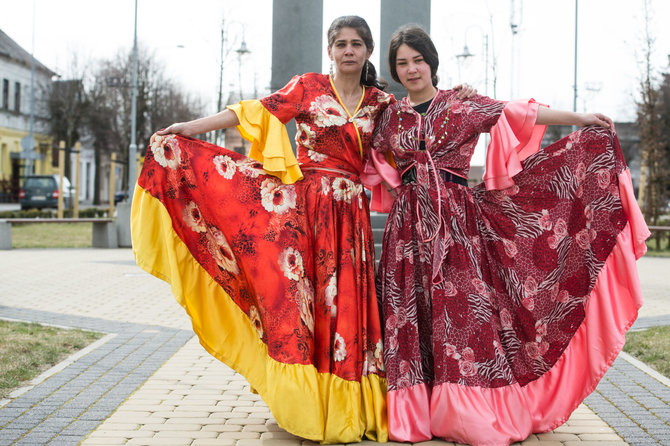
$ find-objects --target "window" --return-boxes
[14,82,21,112]
[2,79,8,109]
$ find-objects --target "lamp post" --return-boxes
[214,21,250,146]
[236,32,251,101]
[127,0,138,203]
[455,28,490,96]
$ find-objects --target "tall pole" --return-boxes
[128,0,138,202]
[215,20,225,146]
[573,0,578,113]
[25,0,36,177]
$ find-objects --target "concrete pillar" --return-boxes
[116,202,132,248]
[0,221,11,249]
[93,220,118,248]
[271,0,323,148]
[380,0,431,101]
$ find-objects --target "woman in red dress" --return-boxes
[372,26,649,445]
[132,16,397,443]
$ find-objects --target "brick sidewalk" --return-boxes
[0,249,668,445]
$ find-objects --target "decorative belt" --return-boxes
[402,167,468,187]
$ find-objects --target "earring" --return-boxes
[364,60,369,80]
[330,61,334,77]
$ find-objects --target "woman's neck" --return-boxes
[332,72,362,96]
[407,86,437,107]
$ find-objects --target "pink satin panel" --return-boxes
[361,149,402,213]
[484,99,547,191]
[387,383,432,442]
[391,172,647,446]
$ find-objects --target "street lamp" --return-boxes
[214,21,250,146]
[236,34,251,101]
[128,0,138,203]
[455,29,490,97]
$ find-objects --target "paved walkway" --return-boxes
[0,249,669,445]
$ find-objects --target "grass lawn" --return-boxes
[11,223,92,248]
[624,325,670,378]
[645,236,670,257]
[0,320,103,399]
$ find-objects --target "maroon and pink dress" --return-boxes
[371,89,649,445]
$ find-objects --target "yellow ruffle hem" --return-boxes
[131,186,388,443]
[227,100,303,184]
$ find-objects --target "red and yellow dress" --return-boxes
[372,91,649,445]
[131,73,394,443]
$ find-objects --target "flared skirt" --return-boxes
[132,134,387,443]
[378,127,648,445]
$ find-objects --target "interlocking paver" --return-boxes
[1,249,669,445]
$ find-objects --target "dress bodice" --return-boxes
[372,89,505,179]
[261,73,394,175]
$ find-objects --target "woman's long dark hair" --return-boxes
[388,25,439,87]
[327,15,386,91]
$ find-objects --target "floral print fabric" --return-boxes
[373,91,629,391]
[138,73,392,383]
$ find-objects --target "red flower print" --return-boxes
[539,211,553,231]
[183,201,207,233]
[575,228,592,250]
[524,276,538,297]
[597,169,611,189]
[150,134,182,170]
[503,239,518,258]
[206,227,240,274]
[461,347,475,362]
[522,297,535,311]
[444,343,458,357]
[525,341,542,360]
[333,332,347,362]
[278,247,304,281]
[248,305,264,338]
[213,155,237,179]
[260,179,297,214]
[310,95,347,127]
[458,359,478,377]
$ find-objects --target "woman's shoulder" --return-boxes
[364,87,396,112]
[297,72,329,84]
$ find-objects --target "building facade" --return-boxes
[0,29,56,201]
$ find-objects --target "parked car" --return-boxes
[114,191,128,205]
[19,175,73,210]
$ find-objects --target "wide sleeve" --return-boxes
[483,99,547,190]
[226,76,305,184]
[362,103,402,213]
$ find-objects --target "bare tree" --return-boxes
[636,0,668,235]
[48,79,88,180]
[85,48,204,202]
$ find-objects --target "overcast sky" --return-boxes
[2,0,669,162]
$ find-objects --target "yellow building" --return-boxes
[0,29,56,201]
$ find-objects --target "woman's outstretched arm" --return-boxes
[536,106,613,129]
[156,109,241,136]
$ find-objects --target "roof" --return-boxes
[0,28,55,76]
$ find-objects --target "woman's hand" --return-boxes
[579,113,613,129]
[453,83,478,100]
[156,122,192,136]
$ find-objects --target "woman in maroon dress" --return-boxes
[372,25,649,445]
